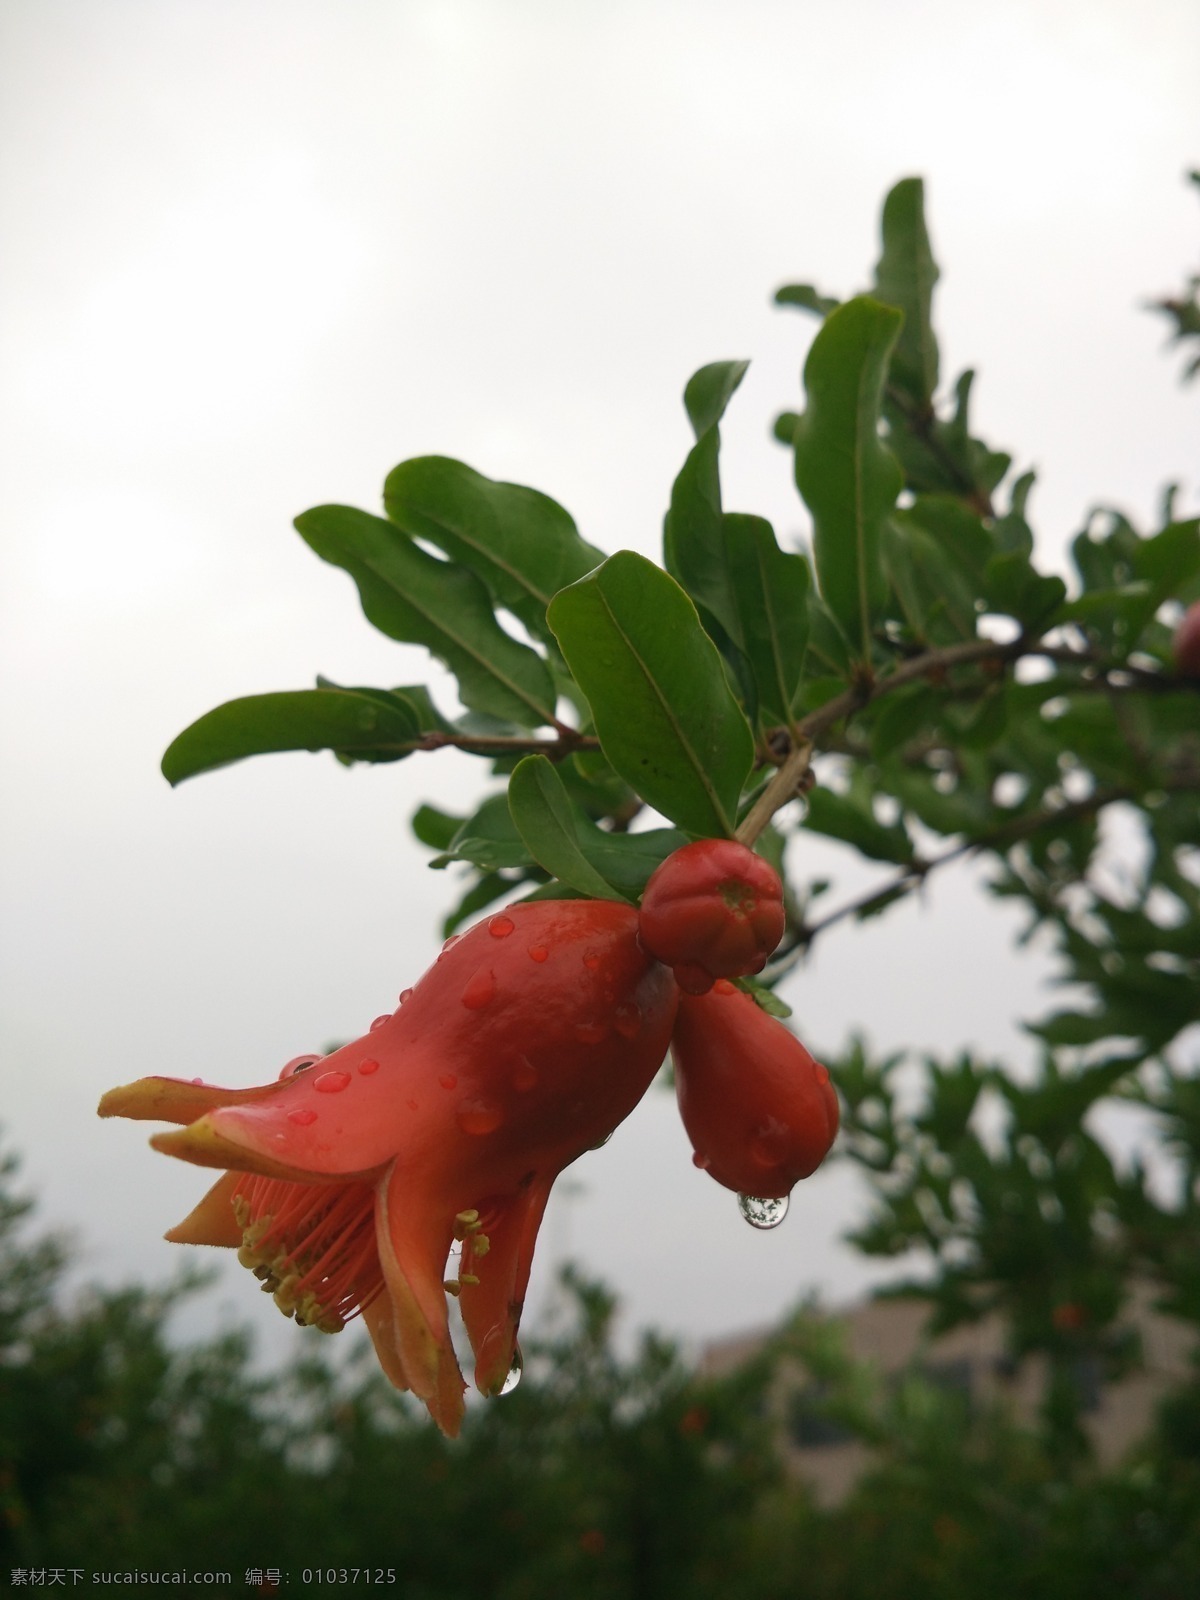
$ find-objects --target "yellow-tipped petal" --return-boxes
[150,1119,329,1182]
[164,1171,244,1246]
[99,1075,285,1125]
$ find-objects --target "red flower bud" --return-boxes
[672,982,838,1198]
[1173,599,1200,678]
[638,839,785,996]
[99,899,677,1436]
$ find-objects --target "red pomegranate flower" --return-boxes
[99,900,677,1436]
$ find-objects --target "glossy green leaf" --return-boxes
[547,552,754,838]
[162,686,427,785]
[382,456,604,645]
[874,177,940,407]
[508,756,623,899]
[294,505,558,727]
[722,513,811,727]
[793,297,904,658]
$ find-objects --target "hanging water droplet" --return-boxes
[499,1345,523,1395]
[370,1014,391,1031]
[692,1150,711,1170]
[737,1193,789,1230]
[589,1130,613,1150]
[398,987,414,1004]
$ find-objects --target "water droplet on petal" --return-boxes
[574,1021,608,1045]
[439,1073,458,1091]
[737,1193,789,1230]
[278,1055,321,1081]
[512,1057,538,1093]
[406,1098,419,1111]
[589,1130,613,1150]
[288,1108,317,1127]
[692,1151,711,1170]
[613,1002,641,1039]
[488,914,515,938]
[457,1099,504,1136]
[749,1118,789,1169]
[190,1077,205,1085]
[528,945,549,963]
[442,934,462,953]
[582,952,600,970]
[370,1014,391,1031]
[358,1058,380,1076]
[461,968,497,1010]
[398,987,414,1004]
[314,1070,351,1095]
[815,1063,830,1085]
[499,1345,522,1396]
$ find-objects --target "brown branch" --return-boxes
[781,784,1136,960]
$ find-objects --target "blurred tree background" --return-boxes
[7,176,1200,1595]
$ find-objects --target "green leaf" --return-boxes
[294,505,558,727]
[162,686,427,785]
[411,803,462,851]
[722,513,811,727]
[803,786,913,865]
[982,551,1067,629]
[663,362,749,647]
[432,794,533,872]
[547,552,755,837]
[382,456,604,646]
[775,283,840,319]
[735,976,793,1018]
[793,296,905,658]
[683,360,750,440]
[508,756,623,899]
[874,177,939,407]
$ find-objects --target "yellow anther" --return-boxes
[472,1233,491,1257]
[443,1279,462,1297]
[460,1273,480,1286]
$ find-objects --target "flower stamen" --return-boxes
[232,1175,384,1334]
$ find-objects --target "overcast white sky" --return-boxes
[1,0,1197,1369]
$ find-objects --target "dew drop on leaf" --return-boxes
[737,1193,789,1230]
